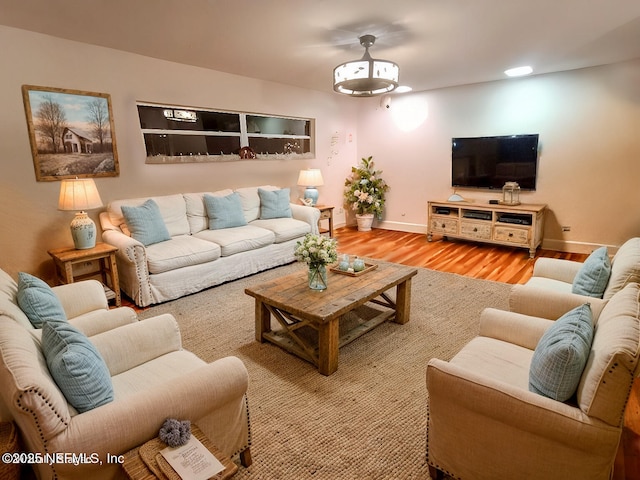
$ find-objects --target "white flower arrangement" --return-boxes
[343,156,390,219]
[294,233,338,268]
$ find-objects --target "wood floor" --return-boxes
[333,226,640,480]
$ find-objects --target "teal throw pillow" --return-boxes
[121,199,171,246]
[572,247,611,298]
[42,319,114,413]
[17,272,67,328]
[258,188,292,219]
[204,192,248,229]
[529,304,594,402]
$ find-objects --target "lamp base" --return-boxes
[70,212,97,249]
[303,187,319,206]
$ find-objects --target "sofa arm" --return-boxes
[291,204,321,235]
[101,227,153,307]
[54,356,249,458]
[90,314,182,376]
[101,228,145,266]
[478,308,553,350]
[70,307,138,337]
[532,257,583,283]
[509,284,607,321]
[53,280,108,318]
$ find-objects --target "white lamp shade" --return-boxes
[297,169,324,187]
[58,178,103,211]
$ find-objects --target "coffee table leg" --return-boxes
[318,318,339,375]
[394,278,412,325]
[254,299,271,342]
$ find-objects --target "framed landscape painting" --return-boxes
[22,85,120,181]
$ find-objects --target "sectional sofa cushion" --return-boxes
[121,199,172,246]
[204,192,248,230]
[572,247,611,298]
[17,272,67,328]
[258,188,292,219]
[145,236,222,274]
[251,218,312,243]
[604,237,640,300]
[235,185,279,223]
[184,190,233,233]
[42,319,114,413]
[109,194,190,238]
[529,303,593,402]
[577,283,640,425]
[0,269,34,330]
[194,225,275,257]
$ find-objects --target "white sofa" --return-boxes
[100,186,320,307]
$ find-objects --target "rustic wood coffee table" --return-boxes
[245,261,418,375]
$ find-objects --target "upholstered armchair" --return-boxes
[426,282,640,480]
[0,268,137,337]
[510,237,640,319]
[0,269,251,479]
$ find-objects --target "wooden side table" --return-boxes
[122,425,238,480]
[316,205,334,237]
[48,243,121,307]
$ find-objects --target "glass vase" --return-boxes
[308,264,328,290]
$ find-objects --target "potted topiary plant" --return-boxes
[343,156,390,231]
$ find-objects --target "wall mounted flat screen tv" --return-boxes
[451,134,539,190]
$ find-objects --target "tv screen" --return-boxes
[451,134,539,190]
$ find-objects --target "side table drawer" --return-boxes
[494,226,529,245]
[460,221,491,240]
[430,217,458,235]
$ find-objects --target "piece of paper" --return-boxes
[160,436,225,480]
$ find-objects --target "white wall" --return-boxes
[1,24,639,280]
[0,26,358,279]
[356,60,640,252]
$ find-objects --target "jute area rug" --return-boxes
[139,262,511,479]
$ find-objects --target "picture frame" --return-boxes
[22,85,120,181]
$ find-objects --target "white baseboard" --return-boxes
[338,220,426,234]
[375,220,426,234]
[542,239,615,254]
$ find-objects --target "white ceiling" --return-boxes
[2,0,640,94]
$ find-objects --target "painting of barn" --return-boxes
[63,127,94,154]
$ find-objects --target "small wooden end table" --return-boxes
[315,205,334,237]
[48,243,121,307]
[122,425,237,480]
[246,261,417,375]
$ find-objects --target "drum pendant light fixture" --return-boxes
[333,34,399,97]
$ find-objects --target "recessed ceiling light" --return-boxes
[395,85,413,93]
[504,66,533,77]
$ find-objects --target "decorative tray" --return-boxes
[330,262,378,277]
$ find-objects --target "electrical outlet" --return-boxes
[562,226,571,232]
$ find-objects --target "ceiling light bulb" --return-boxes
[504,66,533,77]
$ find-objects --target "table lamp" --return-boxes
[297,169,324,206]
[58,178,104,249]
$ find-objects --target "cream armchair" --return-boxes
[0,312,251,480]
[426,283,640,480]
[0,268,137,337]
[510,237,640,319]
[0,269,139,422]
